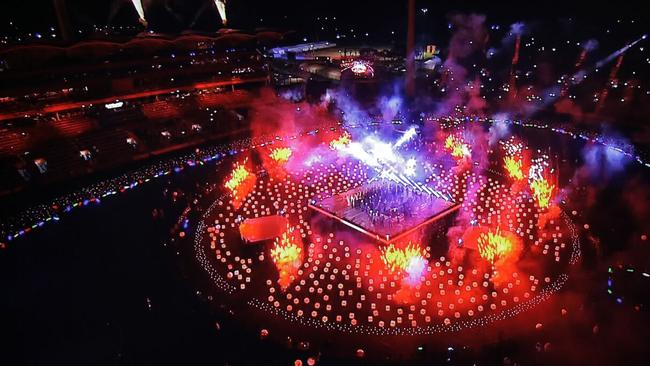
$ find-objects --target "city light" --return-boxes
[341,60,375,77]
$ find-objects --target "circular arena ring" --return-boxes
[191,127,582,336]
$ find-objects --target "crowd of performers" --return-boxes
[345,181,431,229]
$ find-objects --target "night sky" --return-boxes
[1,0,646,37]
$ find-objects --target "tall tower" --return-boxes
[53,0,73,43]
[405,0,416,97]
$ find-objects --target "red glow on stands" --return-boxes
[142,100,179,119]
[0,78,266,122]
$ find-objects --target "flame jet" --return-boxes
[560,39,599,97]
[592,35,646,111]
[507,22,525,99]
[529,34,647,116]
[575,39,599,69]
[596,54,625,111]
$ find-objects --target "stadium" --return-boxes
[2,1,650,365]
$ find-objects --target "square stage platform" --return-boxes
[308,181,460,244]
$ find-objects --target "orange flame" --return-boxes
[270,228,302,289]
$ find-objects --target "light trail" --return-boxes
[130,0,146,25]
[214,0,227,25]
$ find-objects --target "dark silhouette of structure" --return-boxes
[53,0,73,43]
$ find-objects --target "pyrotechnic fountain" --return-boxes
[270,147,293,164]
[184,106,582,339]
[3,4,650,364]
[270,227,303,290]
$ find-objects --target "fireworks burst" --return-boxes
[504,156,524,180]
[404,255,427,286]
[329,132,352,150]
[270,147,293,163]
[270,230,302,265]
[270,228,303,289]
[381,243,425,273]
[501,137,526,180]
[477,229,515,263]
[225,162,250,194]
[530,177,555,209]
[528,157,555,208]
[444,135,471,159]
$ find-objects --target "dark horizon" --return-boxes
[2,1,647,39]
